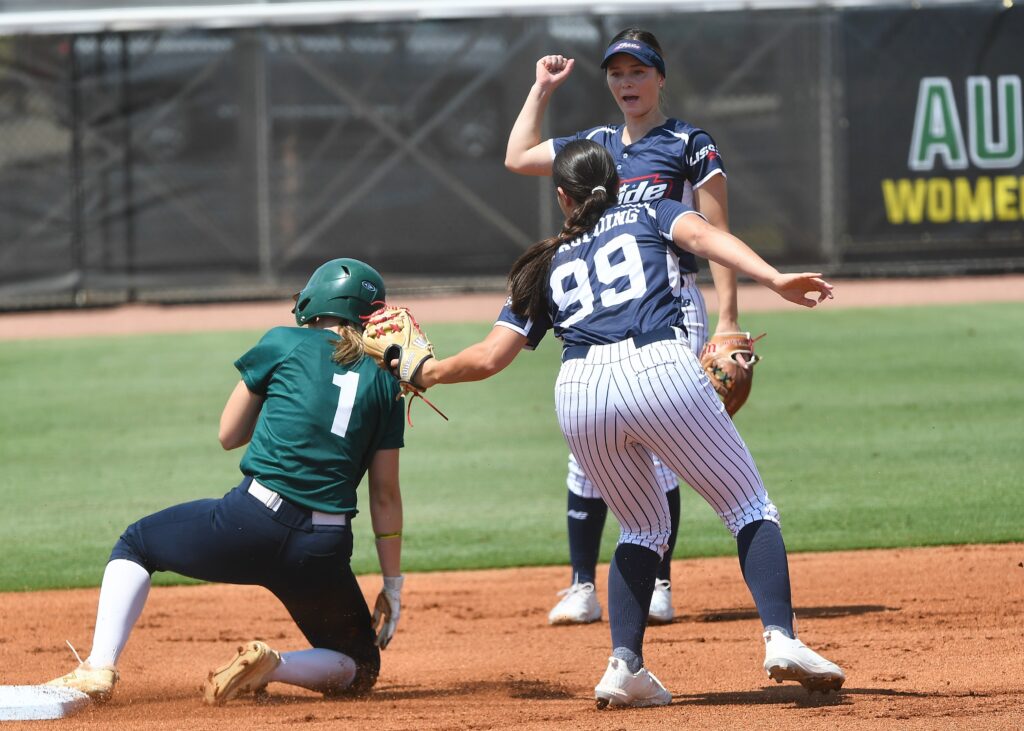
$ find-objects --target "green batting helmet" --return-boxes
[293,258,385,326]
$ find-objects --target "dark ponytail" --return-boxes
[508,140,619,323]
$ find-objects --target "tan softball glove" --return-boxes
[699,332,764,416]
[362,305,435,392]
[362,305,447,423]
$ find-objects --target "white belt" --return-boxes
[248,480,348,526]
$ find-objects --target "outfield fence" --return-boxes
[0,1,1021,308]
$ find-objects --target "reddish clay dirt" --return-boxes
[1,546,1022,730]
[2,276,1023,729]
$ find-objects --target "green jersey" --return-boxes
[234,326,404,513]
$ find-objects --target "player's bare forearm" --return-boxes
[675,216,832,306]
[374,533,401,579]
[675,215,774,286]
[369,449,402,577]
[420,326,527,386]
[708,260,740,331]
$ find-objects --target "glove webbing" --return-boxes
[361,304,448,426]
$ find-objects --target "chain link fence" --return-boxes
[0,5,1021,309]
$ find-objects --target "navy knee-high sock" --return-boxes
[607,543,661,669]
[737,520,795,636]
[567,491,608,586]
[656,487,681,582]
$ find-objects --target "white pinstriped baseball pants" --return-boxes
[555,331,779,553]
[566,273,707,498]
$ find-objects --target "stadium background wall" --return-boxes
[0,2,1021,309]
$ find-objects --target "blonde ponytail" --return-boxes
[331,323,365,367]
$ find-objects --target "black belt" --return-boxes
[561,327,680,362]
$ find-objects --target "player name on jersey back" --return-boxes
[557,206,643,252]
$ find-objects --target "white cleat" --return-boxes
[647,579,674,625]
[763,629,845,693]
[594,656,672,709]
[548,582,602,625]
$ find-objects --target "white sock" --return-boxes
[267,648,356,693]
[86,559,151,668]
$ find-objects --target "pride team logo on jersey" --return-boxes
[618,173,673,204]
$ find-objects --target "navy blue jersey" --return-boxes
[552,119,726,274]
[497,199,705,349]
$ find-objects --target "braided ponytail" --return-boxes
[508,141,619,323]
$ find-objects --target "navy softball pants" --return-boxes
[110,476,380,693]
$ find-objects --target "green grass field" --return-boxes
[1,302,1021,591]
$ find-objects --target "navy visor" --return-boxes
[600,39,666,77]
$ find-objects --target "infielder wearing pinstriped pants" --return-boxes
[418,140,844,708]
[557,334,778,547]
[560,277,703,621]
[506,27,743,624]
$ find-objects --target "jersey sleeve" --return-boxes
[685,130,727,189]
[494,296,550,350]
[234,327,297,395]
[648,200,708,256]
[361,366,405,453]
[375,383,406,450]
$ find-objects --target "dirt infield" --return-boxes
[2,275,1023,729]
[2,545,1022,729]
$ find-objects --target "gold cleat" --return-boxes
[203,640,281,706]
[46,663,119,702]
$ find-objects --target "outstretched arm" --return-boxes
[505,55,575,176]
[418,325,528,387]
[693,175,740,332]
[672,214,833,307]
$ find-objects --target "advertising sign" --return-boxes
[843,7,1023,245]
